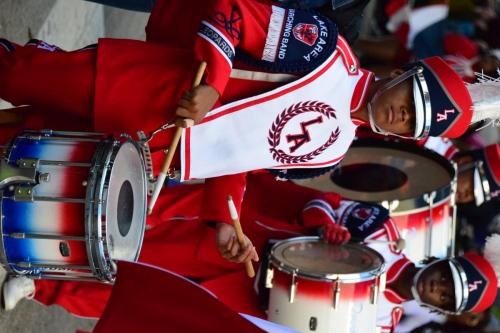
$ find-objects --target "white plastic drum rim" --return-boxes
[104,140,146,262]
[269,236,385,283]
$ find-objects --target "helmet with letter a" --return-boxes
[369,56,500,139]
[469,143,500,206]
[412,234,500,314]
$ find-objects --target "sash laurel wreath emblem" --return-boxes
[268,101,340,164]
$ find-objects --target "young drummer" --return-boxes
[0,0,496,271]
[453,143,500,205]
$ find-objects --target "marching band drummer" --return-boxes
[453,143,500,206]
[0,0,496,267]
[3,172,500,333]
[453,143,500,251]
[197,174,500,333]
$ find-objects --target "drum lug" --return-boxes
[0,159,37,189]
[332,280,341,310]
[289,271,297,303]
[13,186,35,201]
[381,200,399,212]
[423,191,436,258]
[17,158,39,169]
[265,266,274,289]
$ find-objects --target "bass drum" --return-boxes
[295,139,457,264]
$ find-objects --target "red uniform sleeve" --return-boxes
[443,33,478,59]
[199,172,248,225]
[300,193,342,228]
[194,0,272,94]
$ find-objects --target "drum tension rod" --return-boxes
[289,271,297,303]
[7,232,86,241]
[423,191,436,258]
[370,282,379,305]
[332,279,341,310]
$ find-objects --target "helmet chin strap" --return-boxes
[411,261,462,315]
[367,67,422,137]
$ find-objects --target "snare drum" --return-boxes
[267,237,385,333]
[0,130,147,282]
[295,139,457,264]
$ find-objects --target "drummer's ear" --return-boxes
[389,69,405,78]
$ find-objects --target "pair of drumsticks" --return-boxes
[147,61,403,279]
[146,62,256,278]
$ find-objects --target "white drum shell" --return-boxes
[268,271,379,333]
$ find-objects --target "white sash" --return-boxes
[180,51,369,181]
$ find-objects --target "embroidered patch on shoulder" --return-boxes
[340,202,389,239]
[240,6,338,74]
[198,20,236,66]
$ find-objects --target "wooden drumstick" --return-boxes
[227,195,255,278]
[148,61,207,215]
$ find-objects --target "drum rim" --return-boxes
[85,137,146,282]
[84,139,112,281]
[102,140,146,262]
[269,236,386,283]
[332,138,456,212]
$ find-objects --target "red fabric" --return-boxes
[146,0,271,95]
[464,253,499,313]
[0,106,92,144]
[301,192,343,229]
[93,39,194,136]
[0,44,95,119]
[443,33,478,60]
[200,173,248,225]
[201,271,265,318]
[93,261,265,333]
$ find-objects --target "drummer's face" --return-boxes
[371,75,416,136]
[456,169,475,204]
[455,155,475,204]
[416,260,455,311]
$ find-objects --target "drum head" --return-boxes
[295,139,455,212]
[105,141,146,262]
[270,237,384,282]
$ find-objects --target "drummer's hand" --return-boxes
[175,85,219,127]
[216,223,259,264]
[323,223,351,245]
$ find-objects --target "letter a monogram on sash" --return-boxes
[180,49,373,181]
[286,114,324,153]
